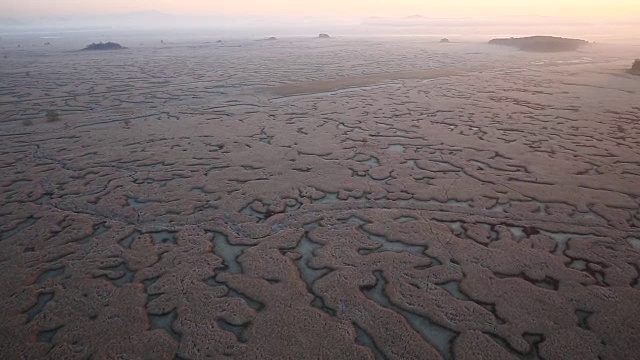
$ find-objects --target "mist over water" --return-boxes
[1,10,639,43]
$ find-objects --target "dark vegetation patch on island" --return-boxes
[489,36,589,52]
[81,42,127,51]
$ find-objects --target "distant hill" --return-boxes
[6,11,231,30]
[82,42,127,51]
[0,18,25,27]
[489,36,588,52]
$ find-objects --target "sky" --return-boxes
[3,0,640,19]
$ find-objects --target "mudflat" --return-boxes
[1,35,639,359]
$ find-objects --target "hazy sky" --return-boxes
[4,0,640,19]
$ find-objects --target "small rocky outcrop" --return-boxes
[489,36,588,52]
[81,42,127,51]
[319,34,331,39]
[631,59,640,74]
[440,38,450,43]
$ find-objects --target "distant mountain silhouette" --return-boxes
[489,36,588,52]
[361,15,594,28]
[0,18,24,27]
[5,11,231,29]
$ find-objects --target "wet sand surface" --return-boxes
[1,36,640,359]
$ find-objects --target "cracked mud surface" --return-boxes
[1,36,640,359]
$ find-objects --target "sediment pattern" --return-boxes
[1,38,639,359]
